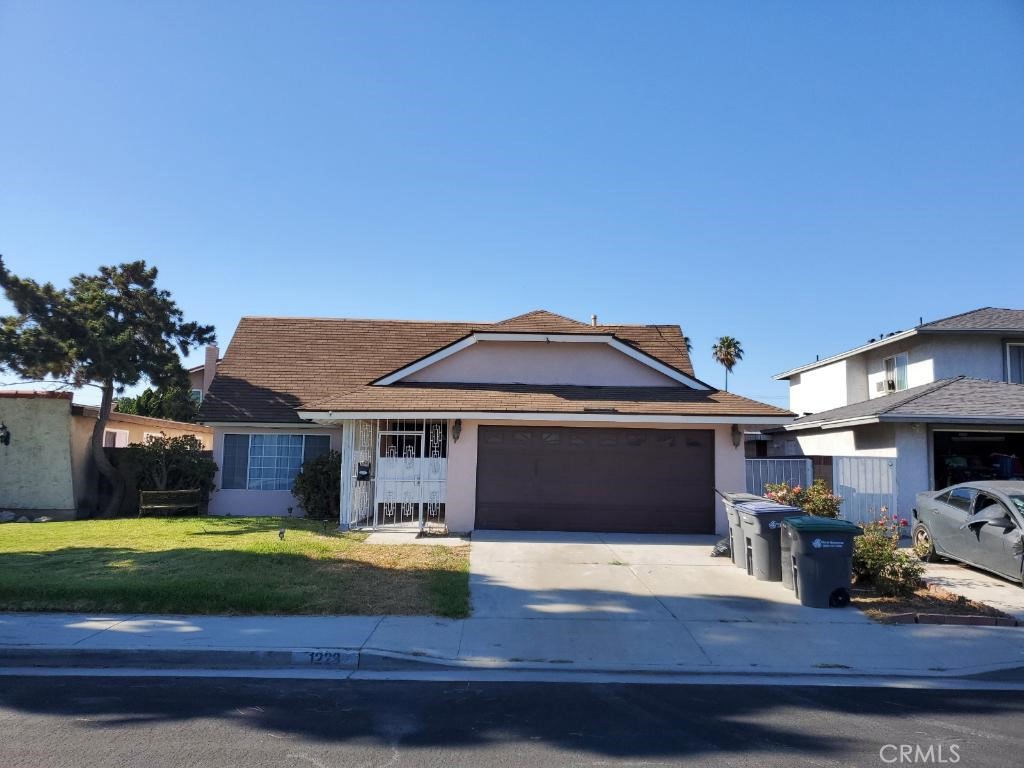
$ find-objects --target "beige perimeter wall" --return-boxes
[0,397,76,512]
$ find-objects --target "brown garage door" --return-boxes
[475,426,715,533]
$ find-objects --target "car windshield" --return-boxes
[1010,496,1024,516]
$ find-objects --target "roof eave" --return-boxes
[773,329,919,380]
[295,409,793,425]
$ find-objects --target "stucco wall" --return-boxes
[446,419,743,535]
[406,341,679,387]
[788,361,848,415]
[776,423,897,459]
[209,424,343,517]
[895,422,930,517]
[0,396,76,511]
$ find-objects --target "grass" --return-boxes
[0,517,470,618]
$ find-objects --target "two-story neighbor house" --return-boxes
[199,310,791,534]
[771,308,1024,517]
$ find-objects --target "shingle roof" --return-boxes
[919,308,1024,333]
[787,377,1024,430]
[200,311,711,423]
[302,383,790,418]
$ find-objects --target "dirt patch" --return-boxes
[853,581,1016,625]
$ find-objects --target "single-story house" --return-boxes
[0,390,212,519]
[199,310,792,534]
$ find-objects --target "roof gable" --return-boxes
[379,332,702,388]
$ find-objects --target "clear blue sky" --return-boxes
[2,1,1022,407]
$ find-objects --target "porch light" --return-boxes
[731,424,742,448]
[452,419,462,443]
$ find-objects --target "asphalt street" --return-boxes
[1,675,1022,767]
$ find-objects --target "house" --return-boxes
[0,390,212,519]
[770,307,1024,517]
[199,310,791,533]
[187,345,220,405]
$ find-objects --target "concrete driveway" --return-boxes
[470,530,869,624]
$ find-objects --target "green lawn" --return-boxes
[0,517,469,617]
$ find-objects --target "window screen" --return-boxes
[303,435,331,464]
[1008,345,1024,385]
[222,434,250,489]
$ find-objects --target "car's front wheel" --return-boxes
[913,523,935,562]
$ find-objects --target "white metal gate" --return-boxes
[745,458,812,496]
[833,456,898,525]
[345,419,448,530]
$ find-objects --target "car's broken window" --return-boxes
[1010,495,1024,516]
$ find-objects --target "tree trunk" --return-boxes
[92,381,125,517]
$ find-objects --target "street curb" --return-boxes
[4,645,1024,681]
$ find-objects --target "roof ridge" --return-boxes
[495,309,587,326]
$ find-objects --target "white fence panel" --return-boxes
[833,456,898,525]
[745,459,812,496]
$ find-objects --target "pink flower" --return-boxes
[900,518,909,526]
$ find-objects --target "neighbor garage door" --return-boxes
[475,426,715,533]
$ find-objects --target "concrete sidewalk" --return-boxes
[2,611,1022,678]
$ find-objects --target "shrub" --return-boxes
[127,434,217,496]
[853,513,923,597]
[292,450,341,520]
[764,479,843,518]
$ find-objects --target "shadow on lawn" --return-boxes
[0,546,467,617]
[1,676,1022,762]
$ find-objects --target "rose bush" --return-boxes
[852,512,922,597]
[763,479,843,518]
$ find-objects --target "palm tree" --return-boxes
[712,336,744,391]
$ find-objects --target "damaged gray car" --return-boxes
[913,481,1024,584]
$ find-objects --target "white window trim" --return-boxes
[882,352,909,393]
[1006,342,1024,384]
[221,432,333,492]
[103,428,130,448]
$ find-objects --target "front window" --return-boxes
[883,353,909,392]
[103,429,129,448]
[1010,496,1024,516]
[1007,344,1024,384]
[222,433,331,490]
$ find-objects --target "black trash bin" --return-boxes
[720,492,766,569]
[783,516,864,608]
[737,501,803,581]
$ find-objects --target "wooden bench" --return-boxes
[138,489,202,517]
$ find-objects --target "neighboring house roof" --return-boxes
[201,310,787,423]
[774,307,1024,380]
[917,307,1024,333]
[0,390,73,401]
[783,377,1024,431]
[74,405,213,433]
[297,383,788,420]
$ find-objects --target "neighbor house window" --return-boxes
[190,389,203,404]
[221,433,331,491]
[883,353,908,392]
[1007,343,1024,384]
[102,429,130,448]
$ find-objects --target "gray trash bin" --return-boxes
[737,501,803,581]
[783,516,864,608]
[720,492,766,569]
